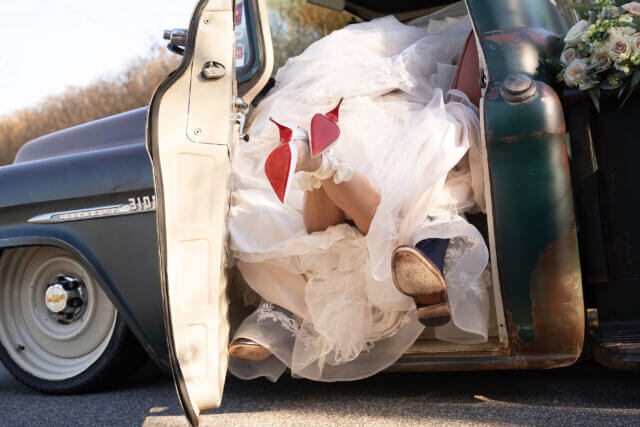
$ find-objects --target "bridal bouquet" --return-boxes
[559,0,640,109]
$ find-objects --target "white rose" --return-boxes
[564,59,588,87]
[607,34,632,61]
[620,14,634,23]
[561,48,578,65]
[623,2,640,17]
[592,52,612,71]
[565,20,590,47]
[631,33,640,54]
[610,26,636,38]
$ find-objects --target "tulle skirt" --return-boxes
[228,15,491,382]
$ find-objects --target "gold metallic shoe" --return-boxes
[391,245,451,327]
[229,337,272,361]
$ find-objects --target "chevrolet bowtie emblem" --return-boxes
[46,294,64,303]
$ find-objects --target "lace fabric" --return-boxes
[228,15,491,382]
[296,153,355,192]
[256,302,300,335]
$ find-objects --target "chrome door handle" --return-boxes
[201,61,226,80]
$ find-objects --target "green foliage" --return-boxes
[561,0,640,110]
[589,86,601,112]
[566,3,592,12]
[576,43,591,57]
[566,2,592,20]
[619,68,640,107]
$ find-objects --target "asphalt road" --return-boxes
[1,360,639,426]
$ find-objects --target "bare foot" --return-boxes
[294,139,322,172]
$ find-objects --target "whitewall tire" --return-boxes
[0,247,147,393]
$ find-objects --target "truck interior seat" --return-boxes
[452,31,481,107]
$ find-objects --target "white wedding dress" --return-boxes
[228,14,491,382]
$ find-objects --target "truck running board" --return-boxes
[594,321,640,371]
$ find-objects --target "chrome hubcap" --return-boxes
[44,275,87,323]
[0,247,117,381]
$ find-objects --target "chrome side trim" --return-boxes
[28,197,156,224]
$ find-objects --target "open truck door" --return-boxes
[146,0,273,424]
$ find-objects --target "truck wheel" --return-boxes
[0,246,147,394]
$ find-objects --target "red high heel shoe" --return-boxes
[264,118,300,203]
[264,98,344,203]
[310,97,342,158]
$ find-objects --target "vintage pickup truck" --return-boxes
[0,0,638,425]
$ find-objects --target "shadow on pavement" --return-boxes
[1,359,639,425]
[204,362,640,425]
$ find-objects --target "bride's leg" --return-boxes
[320,172,381,235]
[294,139,380,235]
[294,139,347,233]
[303,187,346,233]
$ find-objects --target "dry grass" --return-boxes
[0,47,179,166]
[270,0,352,34]
[268,0,353,70]
[0,1,351,166]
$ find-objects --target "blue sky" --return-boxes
[0,0,197,117]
